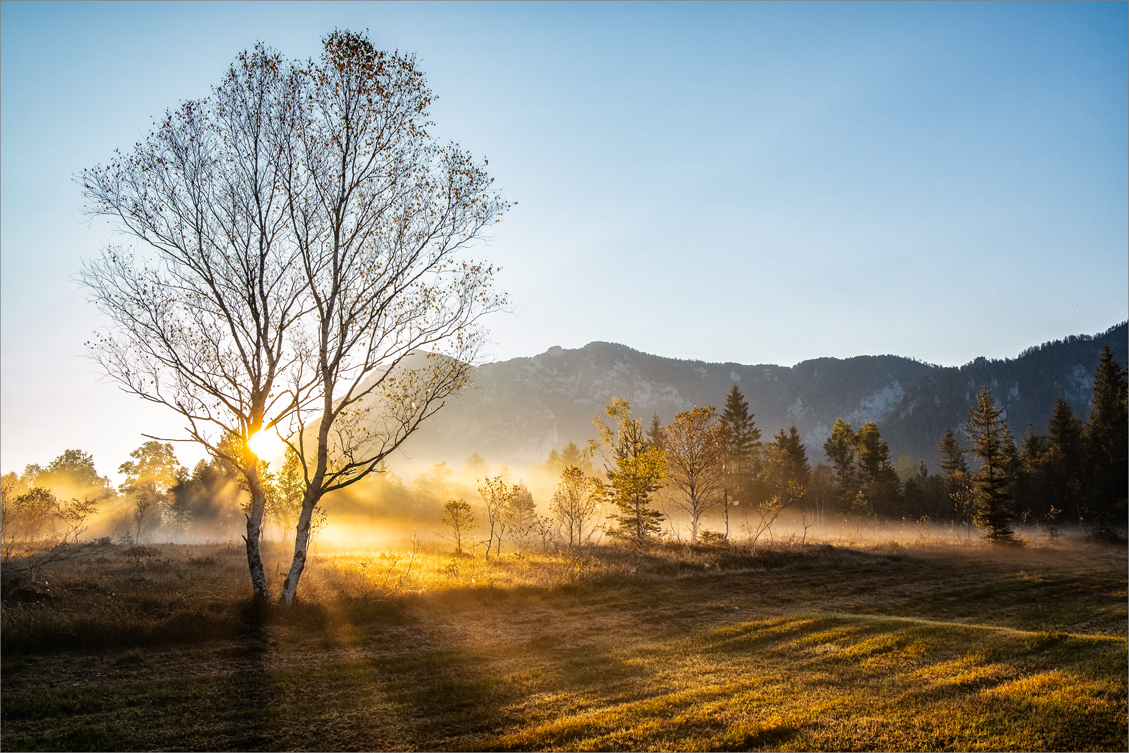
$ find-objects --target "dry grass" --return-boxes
[2,533,1125,751]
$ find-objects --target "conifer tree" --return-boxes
[936,427,968,480]
[1014,424,1053,521]
[593,398,666,557]
[720,385,761,461]
[560,442,585,469]
[1044,398,1086,524]
[768,425,810,490]
[1085,346,1128,535]
[647,413,665,451]
[965,388,1019,543]
[855,422,902,517]
[719,384,761,538]
[824,418,858,506]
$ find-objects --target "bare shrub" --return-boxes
[438,499,477,555]
[549,466,605,549]
[1,486,112,581]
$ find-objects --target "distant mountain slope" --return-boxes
[884,324,1127,463]
[398,322,1127,474]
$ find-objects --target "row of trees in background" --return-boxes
[1,450,112,570]
[6,349,1123,564]
[885,346,1126,543]
[433,393,814,557]
[497,345,1127,552]
[1,438,314,555]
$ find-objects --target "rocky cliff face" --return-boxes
[397,322,1127,474]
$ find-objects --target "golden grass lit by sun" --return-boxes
[2,535,1125,751]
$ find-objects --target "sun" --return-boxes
[248,428,286,460]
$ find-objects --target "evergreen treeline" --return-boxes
[706,346,1127,540]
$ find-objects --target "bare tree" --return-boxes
[438,498,477,556]
[664,406,724,544]
[744,480,803,555]
[80,32,509,606]
[477,476,514,560]
[549,466,605,548]
[276,32,508,603]
[80,45,312,601]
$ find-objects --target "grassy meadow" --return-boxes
[1,531,1126,751]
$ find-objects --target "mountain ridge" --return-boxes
[395,322,1128,476]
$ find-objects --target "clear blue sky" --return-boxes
[2,1,1126,478]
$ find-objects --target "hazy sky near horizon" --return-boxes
[2,1,1126,478]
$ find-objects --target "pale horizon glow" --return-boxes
[1,1,1126,480]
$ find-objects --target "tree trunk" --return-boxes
[281,390,333,606]
[281,500,315,606]
[243,464,270,603]
[724,489,730,540]
[494,522,506,557]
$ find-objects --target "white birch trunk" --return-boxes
[281,499,315,606]
[243,464,270,602]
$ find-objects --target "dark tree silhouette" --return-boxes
[965,389,1019,544]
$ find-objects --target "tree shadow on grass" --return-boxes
[713,724,801,751]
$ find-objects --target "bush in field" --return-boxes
[478,477,514,559]
[550,466,605,549]
[439,499,477,555]
[0,482,109,578]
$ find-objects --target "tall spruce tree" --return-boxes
[720,385,761,460]
[936,427,968,480]
[1085,346,1128,535]
[965,388,1019,543]
[1044,398,1086,525]
[1015,424,1053,521]
[768,425,810,490]
[719,384,761,538]
[824,418,858,506]
[646,413,666,451]
[855,422,902,518]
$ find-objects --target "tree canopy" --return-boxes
[80,31,509,603]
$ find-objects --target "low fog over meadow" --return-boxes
[6,323,1126,561]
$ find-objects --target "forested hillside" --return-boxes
[402,322,1127,473]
